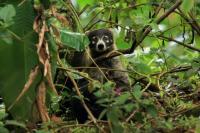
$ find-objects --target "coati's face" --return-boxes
[87,29,114,53]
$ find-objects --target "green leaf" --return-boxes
[146,104,157,117]
[0,1,41,121]
[5,120,26,129]
[134,62,152,74]
[103,81,115,91]
[49,92,62,111]
[181,0,194,13]
[115,92,130,105]
[195,120,200,133]
[77,0,95,9]
[0,109,7,120]
[107,108,124,133]
[0,30,13,44]
[60,29,89,51]
[0,126,9,133]
[88,80,101,92]
[116,36,131,50]
[133,84,142,100]
[123,103,135,113]
[0,4,16,23]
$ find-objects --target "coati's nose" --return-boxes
[97,44,105,50]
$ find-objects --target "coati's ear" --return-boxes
[107,28,113,33]
[85,30,91,36]
[108,28,112,32]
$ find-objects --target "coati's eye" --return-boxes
[104,35,109,39]
[92,36,97,40]
[103,35,110,43]
[103,36,109,40]
[103,35,113,44]
[89,36,97,48]
[91,36,98,44]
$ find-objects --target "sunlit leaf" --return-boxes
[0,4,16,23]
[181,0,194,13]
[77,0,95,9]
[116,36,131,50]
[60,29,89,51]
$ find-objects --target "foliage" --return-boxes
[0,1,40,120]
[0,0,200,132]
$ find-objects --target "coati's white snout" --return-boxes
[96,38,106,52]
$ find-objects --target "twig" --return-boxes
[70,66,129,73]
[152,0,165,18]
[125,110,137,122]
[85,49,109,82]
[86,19,129,32]
[57,54,105,132]
[66,72,105,132]
[55,123,96,132]
[66,72,97,123]
[137,65,192,81]
[188,11,200,32]
[78,4,90,16]
[157,72,165,97]
[95,0,183,62]
[156,35,200,52]
[137,0,182,49]
[156,0,182,24]
[57,67,95,81]
[63,0,84,32]
[133,65,193,92]
[84,9,105,31]
[177,8,200,36]
[17,0,26,7]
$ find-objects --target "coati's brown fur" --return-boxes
[72,29,130,91]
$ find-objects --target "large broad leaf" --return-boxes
[0,1,41,120]
[0,4,16,26]
[60,29,89,51]
[181,0,194,13]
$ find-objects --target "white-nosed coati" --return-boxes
[58,29,130,123]
[72,29,130,91]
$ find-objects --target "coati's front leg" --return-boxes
[106,57,130,91]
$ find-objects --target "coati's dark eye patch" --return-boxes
[103,36,109,43]
[91,36,98,44]
[103,35,113,45]
[92,36,97,39]
[92,36,97,41]
[89,36,97,48]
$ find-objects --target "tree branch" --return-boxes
[136,65,192,82]
[95,0,182,62]
[157,35,200,53]
[177,8,200,36]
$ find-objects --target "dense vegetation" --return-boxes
[0,0,200,132]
